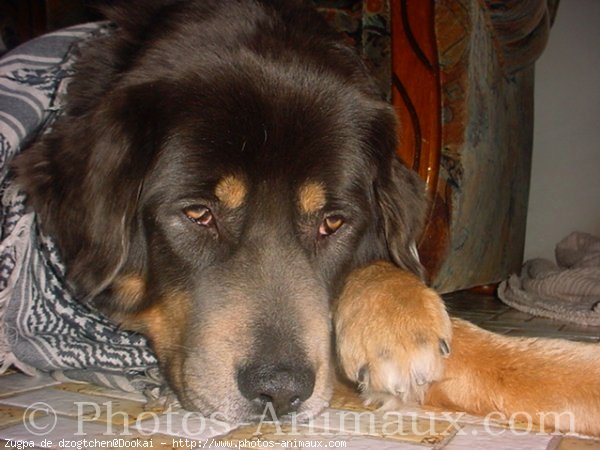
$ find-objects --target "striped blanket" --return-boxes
[0,24,161,393]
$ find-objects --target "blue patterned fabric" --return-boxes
[0,24,160,390]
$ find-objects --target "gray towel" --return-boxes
[498,232,600,326]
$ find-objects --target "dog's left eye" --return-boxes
[183,205,214,227]
[319,215,344,237]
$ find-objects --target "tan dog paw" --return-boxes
[334,261,451,408]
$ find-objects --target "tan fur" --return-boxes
[298,181,326,213]
[122,292,191,391]
[335,262,452,405]
[215,175,247,208]
[299,299,335,417]
[426,319,600,436]
[335,262,600,436]
[113,274,145,310]
[123,284,332,419]
[190,301,257,410]
[188,290,332,419]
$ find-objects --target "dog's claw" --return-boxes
[357,365,368,382]
[439,338,451,357]
[357,365,369,391]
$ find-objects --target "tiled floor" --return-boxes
[1,292,599,449]
[444,291,600,343]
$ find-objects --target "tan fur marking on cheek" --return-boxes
[131,293,193,399]
[215,175,247,208]
[124,292,190,356]
[114,275,145,310]
[298,181,326,213]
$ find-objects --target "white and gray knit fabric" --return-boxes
[0,24,161,392]
[499,232,600,327]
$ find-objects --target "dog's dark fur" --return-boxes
[15,0,428,421]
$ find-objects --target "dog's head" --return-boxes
[15,0,426,421]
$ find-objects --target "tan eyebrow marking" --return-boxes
[215,175,247,208]
[298,181,326,213]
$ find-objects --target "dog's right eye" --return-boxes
[183,205,214,227]
[319,215,344,237]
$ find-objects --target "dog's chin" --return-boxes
[174,380,333,424]
[176,392,256,424]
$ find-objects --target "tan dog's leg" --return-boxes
[334,262,600,436]
[334,261,452,407]
[427,319,600,436]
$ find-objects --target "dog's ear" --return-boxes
[14,85,158,300]
[375,156,428,278]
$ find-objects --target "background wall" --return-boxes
[523,0,600,261]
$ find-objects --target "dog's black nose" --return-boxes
[237,363,315,416]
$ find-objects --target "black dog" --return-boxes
[15,0,432,421]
